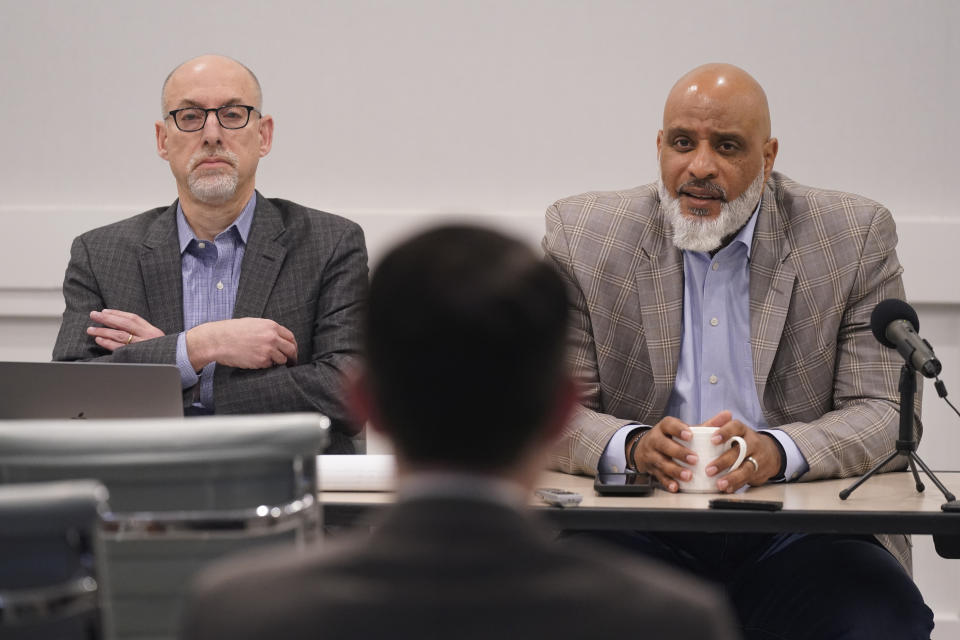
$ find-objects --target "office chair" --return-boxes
[0,413,328,640]
[0,480,108,640]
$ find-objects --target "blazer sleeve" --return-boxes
[774,205,920,481]
[213,221,368,440]
[52,234,180,366]
[543,203,634,476]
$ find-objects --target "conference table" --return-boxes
[322,470,960,557]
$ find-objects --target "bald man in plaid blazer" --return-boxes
[545,171,912,555]
[544,64,933,639]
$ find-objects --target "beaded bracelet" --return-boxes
[626,430,646,472]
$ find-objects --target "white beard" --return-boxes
[659,168,766,252]
[187,149,240,204]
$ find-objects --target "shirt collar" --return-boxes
[176,192,257,254]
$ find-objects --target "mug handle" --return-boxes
[728,436,748,471]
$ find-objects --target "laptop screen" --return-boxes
[0,361,183,419]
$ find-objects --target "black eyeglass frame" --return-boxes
[166,105,261,132]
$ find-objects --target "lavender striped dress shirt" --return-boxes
[174,194,256,413]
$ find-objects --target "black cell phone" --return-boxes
[594,471,654,496]
[708,498,783,511]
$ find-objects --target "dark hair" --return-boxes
[364,225,569,471]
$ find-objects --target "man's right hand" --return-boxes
[628,411,731,492]
[186,318,298,371]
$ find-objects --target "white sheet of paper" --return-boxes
[318,454,396,491]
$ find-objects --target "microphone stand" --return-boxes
[840,364,958,510]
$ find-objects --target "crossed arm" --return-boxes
[53,223,368,433]
[87,308,298,370]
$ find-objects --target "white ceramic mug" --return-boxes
[672,426,747,493]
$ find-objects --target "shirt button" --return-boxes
[712,262,719,271]
[216,281,224,290]
[710,317,719,326]
[198,242,205,249]
[709,375,719,384]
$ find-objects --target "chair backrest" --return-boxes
[0,413,329,640]
[0,480,109,640]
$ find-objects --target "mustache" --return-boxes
[678,179,727,201]
[187,149,239,172]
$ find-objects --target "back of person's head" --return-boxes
[363,225,570,472]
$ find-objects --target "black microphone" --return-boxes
[870,299,942,378]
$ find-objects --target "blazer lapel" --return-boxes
[749,184,796,401]
[634,202,684,417]
[234,194,288,318]
[139,202,184,334]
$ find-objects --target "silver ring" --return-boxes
[746,455,759,472]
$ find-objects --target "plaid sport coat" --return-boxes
[543,171,918,570]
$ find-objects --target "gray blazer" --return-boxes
[543,172,917,570]
[53,194,368,452]
[180,497,742,639]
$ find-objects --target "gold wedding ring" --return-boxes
[126,333,134,345]
[746,455,759,472]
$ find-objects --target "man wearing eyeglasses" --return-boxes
[53,55,368,452]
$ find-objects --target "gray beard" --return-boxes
[186,149,241,205]
[658,169,766,252]
[188,171,239,204]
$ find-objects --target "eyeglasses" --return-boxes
[166,105,260,132]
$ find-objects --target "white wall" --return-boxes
[2,1,960,635]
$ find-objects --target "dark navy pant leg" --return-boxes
[560,531,933,640]
[730,535,933,640]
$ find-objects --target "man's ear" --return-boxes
[156,120,169,160]
[346,369,389,439]
[762,137,779,182]
[258,114,274,158]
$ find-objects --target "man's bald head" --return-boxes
[160,55,262,115]
[656,63,779,252]
[663,63,771,140]
[155,54,274,216]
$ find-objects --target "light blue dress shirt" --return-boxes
[173,194,256,414]
[600,203,808,482]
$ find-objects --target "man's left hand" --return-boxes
[705,413,783,492]
[87,309,165,351]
